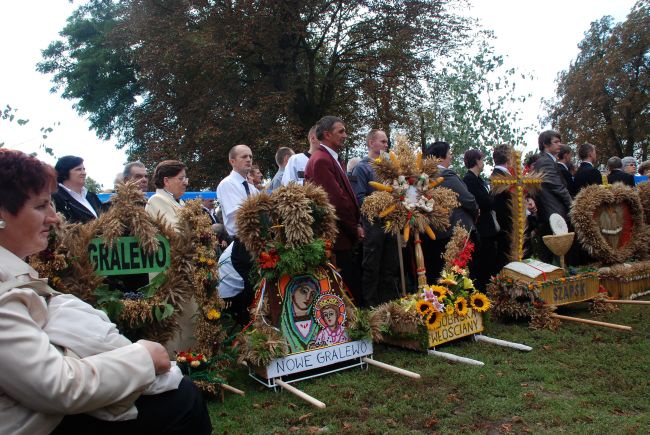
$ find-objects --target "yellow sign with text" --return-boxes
[538,275,599,306]
[428,309,484,347]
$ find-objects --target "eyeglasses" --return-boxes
[168,176,189,183]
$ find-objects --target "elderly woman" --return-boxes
[0,150,211,434]
[145,160,188,229]
[51,155,105,223]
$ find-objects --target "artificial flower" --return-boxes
[455,296,468,316]
[445,304,455,315]
[415,299,434,316]
[470,293,490,312]
[428,285,448,301]
[259,250,280,269]
[207,308,221,320]
[462,277,475,290]
[425,310,443,330]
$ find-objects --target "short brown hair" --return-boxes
[538,130,561,152]
[152,160,186,188]
[577,143,595,161]
[0,149,57,215]
[493,144,511,166]
[463,149,484,169]
[275,147,294,166]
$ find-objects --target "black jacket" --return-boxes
[490,167,512,236]
[558,163,576,197]
[463,171,497,238]
[607,169,635,187]
[52,186,105,224]
[532,153,572,222]
[573,161,602,193]
[437,167,478,239]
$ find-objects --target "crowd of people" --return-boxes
[1,115,648,432]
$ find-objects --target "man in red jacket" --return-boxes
[305,116,364,304]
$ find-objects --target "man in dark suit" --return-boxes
[557,145,577,197]
[573,143,602,193]
[533,130,573,263]
[305,115,363,303]
[463,149,497,291]
[421,141,478,283]
[607,157,636,187]
[491,145,513,271]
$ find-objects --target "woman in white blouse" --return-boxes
[145,160,188,230]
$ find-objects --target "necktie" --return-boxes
[242,180,250,196]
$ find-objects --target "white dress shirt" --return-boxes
[216,170,259,237]
[217,242,244,298]
[58,183,97,218]
[281,152,310,186]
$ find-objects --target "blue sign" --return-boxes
[98,191,216,203]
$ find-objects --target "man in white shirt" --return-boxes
[281,125,320,186]
[216,144,258,325]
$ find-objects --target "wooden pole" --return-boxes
[361,357,421,379]
[274,379,326,409]
[396,232,407,297]
[413,231,428,290]
[474,334,532,351]
[427,350,484,366]
[603,299,650,305]
[549,313,632,331]
[220,383,245,396]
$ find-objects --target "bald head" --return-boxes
[228,144,253,176]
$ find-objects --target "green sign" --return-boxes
[88,235,170,276]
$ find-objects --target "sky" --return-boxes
[0,0,637,187]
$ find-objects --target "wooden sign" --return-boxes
[428,309,484,347]
[538,274,600,306]
[88,235,170,276]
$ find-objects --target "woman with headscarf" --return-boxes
[0,149,211,435]
[51,155,104,223]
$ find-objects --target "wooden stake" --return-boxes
[427,350,484,366]
[550,313,632,331]
[274,379,326,409]
[361,357,421,379]
[220,383,245,396]
[603,299,650,305]
[474,334,532,351]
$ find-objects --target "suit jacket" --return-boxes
[52,187,104,224]
[558,163,577,197]
[463,171,497,238]
[305,145,360,250]
[145,189,183,230]
[0,246,155,435]
[607,169,635,187]
[438,167,478,239]
[533,153,573,223]
[573,161,602,193]
[491,167,512,236]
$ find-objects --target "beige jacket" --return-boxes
[145,189,183,230]
[0,246,156,435]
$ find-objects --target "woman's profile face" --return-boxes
[65,164,86,189]
[164,169,188,200]
[322,307,337,328]
[0,191,59,259]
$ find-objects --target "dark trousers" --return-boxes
[52,377,212,435]
[230,237,255,326]
[472,234,497,292]
[495,230,511,272]
[333,248,362,306]
[361,221,400,306]
[421,237,450,285]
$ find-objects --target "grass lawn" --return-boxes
[209,299,649,434]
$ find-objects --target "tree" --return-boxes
[38,0,474,187]
[407,35,534,170]
[545,1,650,161]
[1,104,58,156]
[85,176,103,194]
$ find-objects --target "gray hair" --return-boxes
[621,156,637,168]
[315,116,344,141]
[123,161,146,180]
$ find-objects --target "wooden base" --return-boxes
[604,299,650,305]
[427,349,484,366]
[275,379,326,408]
[549,313,632,331]
[362,357,421,379]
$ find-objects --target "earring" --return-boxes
[0,220,5,229]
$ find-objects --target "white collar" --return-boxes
[58,182,88,198]
[0,245,39,276]
[229,170,247,184]
[582,161,593,167]
[558,162,568,170]
[320,143,339,162]
[494,165,510,174]
[437,164,448,170]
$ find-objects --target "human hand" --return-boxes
[137,340,171,375]
[357,226,365,240]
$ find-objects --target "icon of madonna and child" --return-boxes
[279,274,349,353]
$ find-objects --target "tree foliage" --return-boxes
[407,35,534,170]
[38,0,474,187]
[545,1,649,161]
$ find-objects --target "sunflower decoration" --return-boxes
[360,135,458,242]
[425,310,444,330]
[455,297,469,316]
[428,285,448,301]
[470,293,491,313]
[415,299,434,316]
[445,304,455,315]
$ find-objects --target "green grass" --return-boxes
[209,300,650,434]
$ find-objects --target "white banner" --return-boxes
[266,340,373,378]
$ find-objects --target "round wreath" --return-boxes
[571,183,649,265]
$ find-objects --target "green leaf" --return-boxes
[136,271,167,298]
